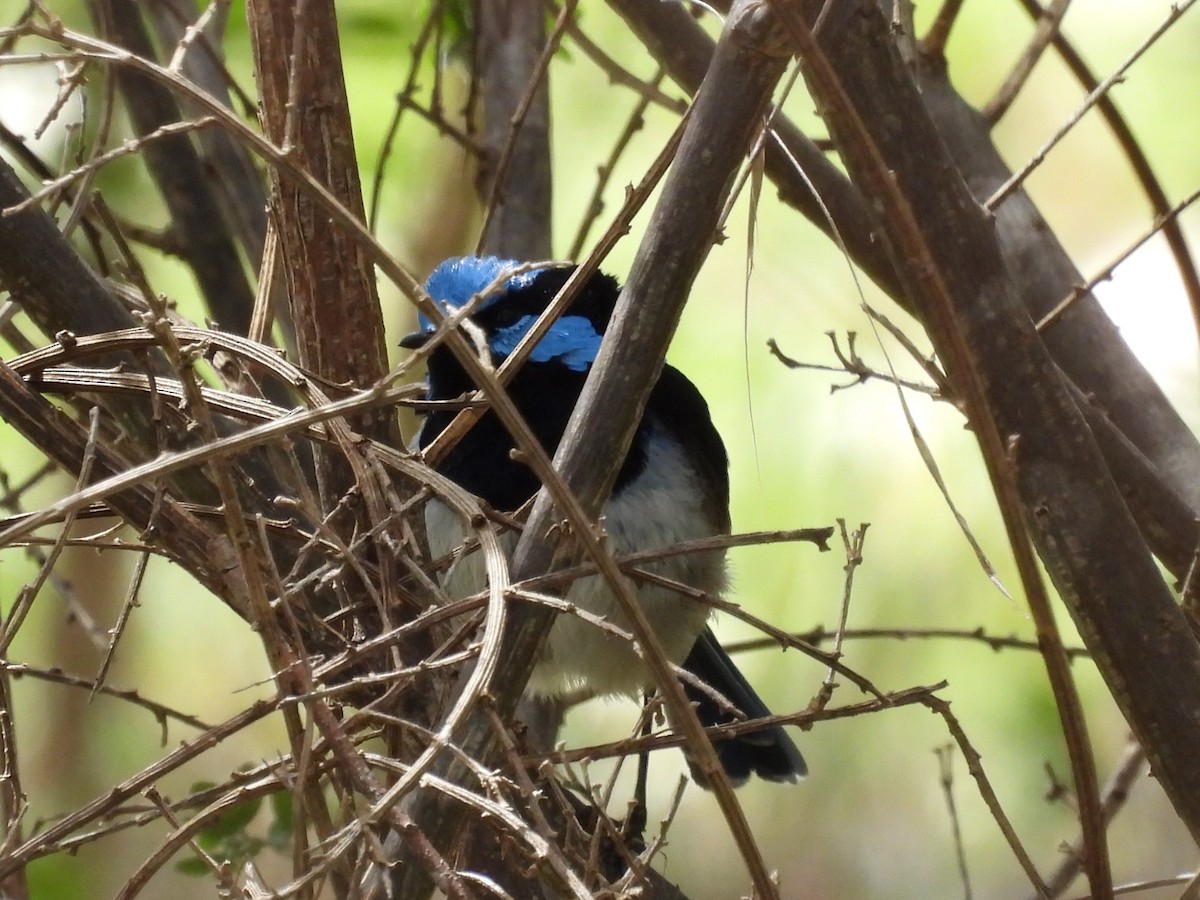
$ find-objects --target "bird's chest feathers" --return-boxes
[425,426,726,696]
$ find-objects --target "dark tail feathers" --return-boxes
[679,629,806,787]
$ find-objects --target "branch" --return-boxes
[916,39,1200,519]
[245,0,395,456]
[92,0,256,334]
[390,2,796,897]
[791,0,1200,873]
[607,0,902,299]
[475,0,557,259]
[616,0,1200,578]
[0,359,235,611]
[0,160,143,345]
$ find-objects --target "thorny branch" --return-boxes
[0,1,1195,898]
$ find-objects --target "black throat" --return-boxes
[417,354,650,511]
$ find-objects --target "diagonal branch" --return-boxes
[245,0,395,459]
[475,0,557,260]
[787,0,1200,880]
[613,0,1200,558]
[91,0,256,334]
[390,3,796,898]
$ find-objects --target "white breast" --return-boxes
[425,424,726,698]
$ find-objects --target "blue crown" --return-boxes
[423,256,537,319]
[421,256,602,372]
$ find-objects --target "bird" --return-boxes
[401,255,805,785]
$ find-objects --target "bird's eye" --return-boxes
[480,297,540,332]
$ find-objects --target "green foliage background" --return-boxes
[0,0,1197,896]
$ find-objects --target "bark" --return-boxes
[797,0,1200,850]
[91,0,257,334]
[609,0,1200,583]
[388,3,792,897]
[476,0,554,260]
[245,0,396,474]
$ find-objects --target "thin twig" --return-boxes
[985,0,1196,210]
[1036,184,1200,333]
[541,681,947,767]
[367,0,442,233]
[1011,0,1200,346]
[769,334,941,396]
[922,695,1049,896]
[813,521,867,711]
[0,406,103,652]
[91,548,150,696]
[1037,740,1147,899]
[553,0,686,114]
[981,0,1070,123]
[567,67,665,260]
[0,661,211,731]
[922,0,968,56]
[935,743,974,900]
[728,625,1091,660]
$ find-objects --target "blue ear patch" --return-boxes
[490,314,602,371]
[421,256,539,330]
[419,256,602,371]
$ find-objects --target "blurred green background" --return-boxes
[1,0,1198,896]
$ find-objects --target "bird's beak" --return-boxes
[399,329,431,350]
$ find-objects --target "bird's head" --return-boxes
[400,257,620,391]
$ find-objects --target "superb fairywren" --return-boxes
[401,256,805,785]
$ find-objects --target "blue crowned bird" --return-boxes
[401,256,805,785]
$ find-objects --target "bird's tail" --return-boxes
[678,629,807,786]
